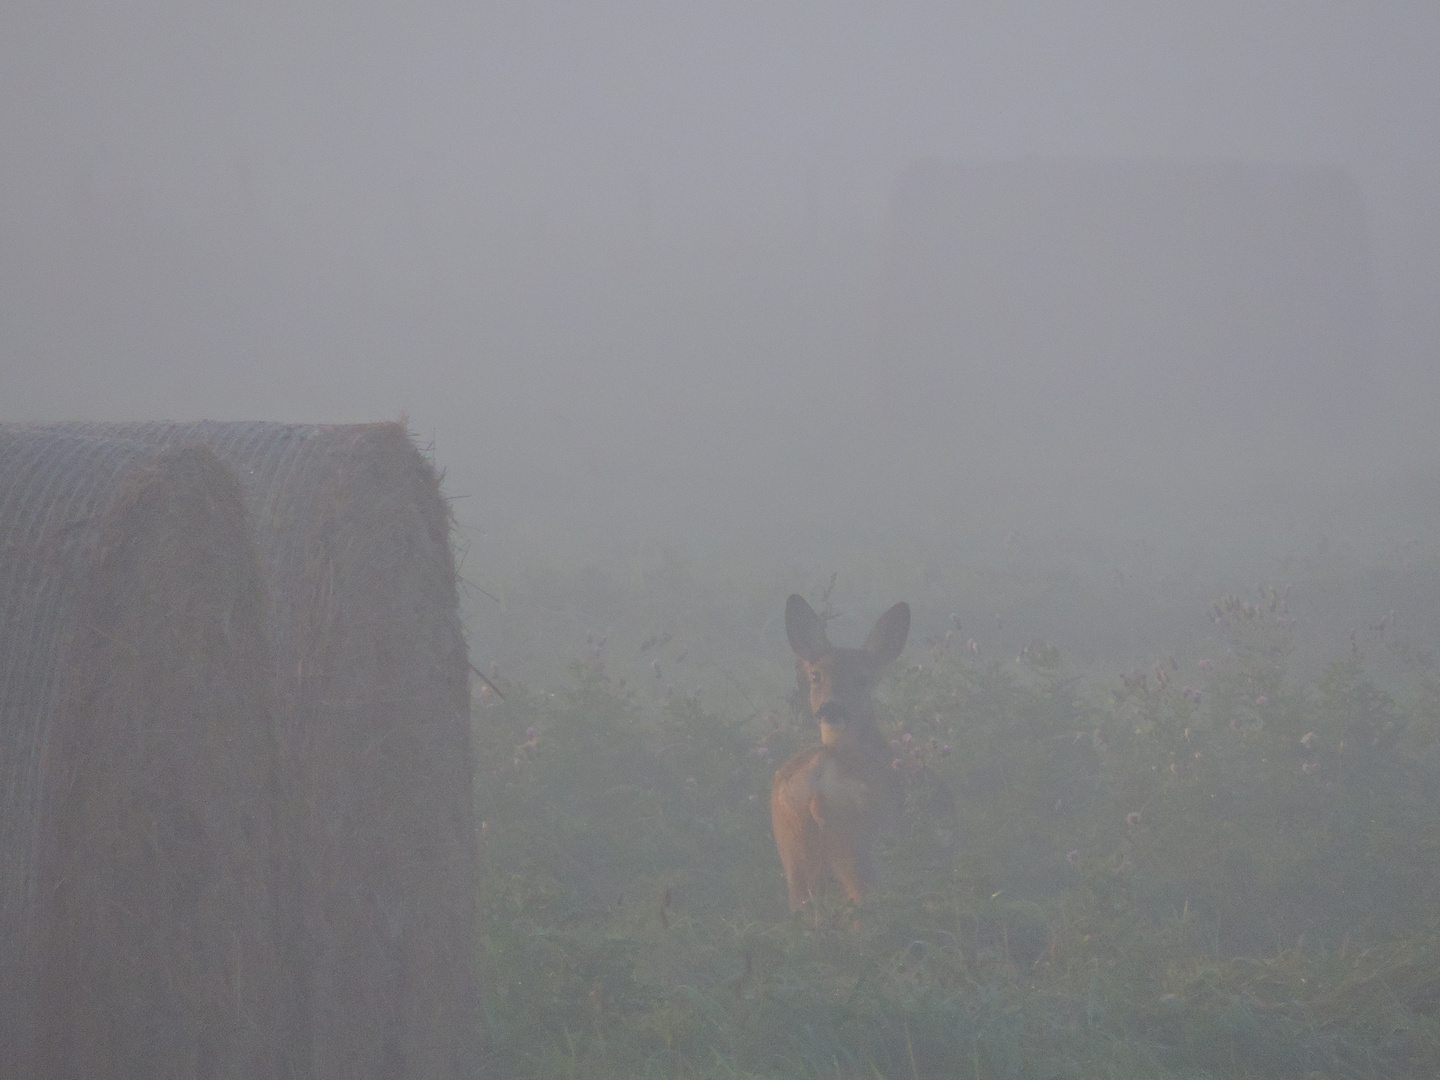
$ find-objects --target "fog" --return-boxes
[4,3,1439,645]
[13,13,1440,1072]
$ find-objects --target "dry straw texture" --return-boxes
[51,421,483,1080]
[0,431,284,1080]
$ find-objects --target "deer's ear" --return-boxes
[786,594,830,663]
[864,602,910,666]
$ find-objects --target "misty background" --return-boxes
[4,3,1439,677]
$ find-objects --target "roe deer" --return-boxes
[771,594,910,910]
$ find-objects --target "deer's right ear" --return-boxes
[786,594,830,663]
[864,602,910,666]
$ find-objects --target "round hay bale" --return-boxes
[0,431,283,1080]
[48,421,483,1079]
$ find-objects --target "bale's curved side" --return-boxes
[283,425,478,1080]
[0,431,156,1079]
[46,421,483,1080]
[0,433,283,1080]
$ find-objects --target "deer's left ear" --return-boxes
[864,602,910,666]
[786,594,830,663]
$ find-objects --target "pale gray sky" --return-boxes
[3,3,1436,548]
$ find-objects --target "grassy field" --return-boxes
[462,516,1440,1079]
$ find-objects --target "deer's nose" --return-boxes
[815,701,850,725]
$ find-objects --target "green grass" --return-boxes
[465,550,1440,1079]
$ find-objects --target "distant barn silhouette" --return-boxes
[876,160,1376,458]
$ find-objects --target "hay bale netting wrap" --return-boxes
[51,421,483,1079]
[0,429,283,1080]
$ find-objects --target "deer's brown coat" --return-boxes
[771,594,909,910]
